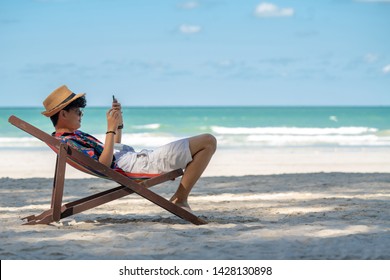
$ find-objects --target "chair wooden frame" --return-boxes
[8,115,207,225]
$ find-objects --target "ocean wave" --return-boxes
[215,135,390,147]
[110,133,176,149]
[211,126,378,135]
[210,126,390,147]
[0,134,176,149]
[0,137,44,147]
[1,130,390,149]
[246,134,389,146]
[131,124,161,130]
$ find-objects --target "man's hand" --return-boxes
[106,108,120,132]
[112,98,123,127]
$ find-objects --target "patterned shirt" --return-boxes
[53,130,120,170]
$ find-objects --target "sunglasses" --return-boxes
[71,108,84,116]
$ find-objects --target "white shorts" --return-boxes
[114,138,192,174]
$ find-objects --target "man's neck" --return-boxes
[55,127,76,134]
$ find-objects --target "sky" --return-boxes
[0,0,390,106]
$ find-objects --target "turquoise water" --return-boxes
[1,106,390,148]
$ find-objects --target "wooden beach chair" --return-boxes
[8,115,207,225]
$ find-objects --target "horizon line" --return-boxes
[1,104,390,109]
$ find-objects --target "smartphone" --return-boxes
[112,95,117,103]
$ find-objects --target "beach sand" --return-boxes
[1,147,390,259]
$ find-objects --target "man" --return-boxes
[42,85,216,211]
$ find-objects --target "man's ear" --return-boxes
[59,110,67,120]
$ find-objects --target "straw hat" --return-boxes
[42,85,85,117]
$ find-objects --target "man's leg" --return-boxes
[170,134,217,209]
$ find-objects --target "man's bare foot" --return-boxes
[170,197,192,212]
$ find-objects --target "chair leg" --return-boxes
[51,144,68,222]
[22,144,68,225]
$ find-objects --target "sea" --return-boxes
[1,106,390,150]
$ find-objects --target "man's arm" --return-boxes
[99,108,120,167]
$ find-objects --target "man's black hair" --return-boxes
[50,96,87,127]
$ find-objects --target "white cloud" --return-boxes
[364,53,378,63]
[254,2,294,17]
[179,24,201,34]
[218,60,234,68]
[179,1,199,9]
[382,64,390,74]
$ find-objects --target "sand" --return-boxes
[2,146,390,178]
[0,147,390,259]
